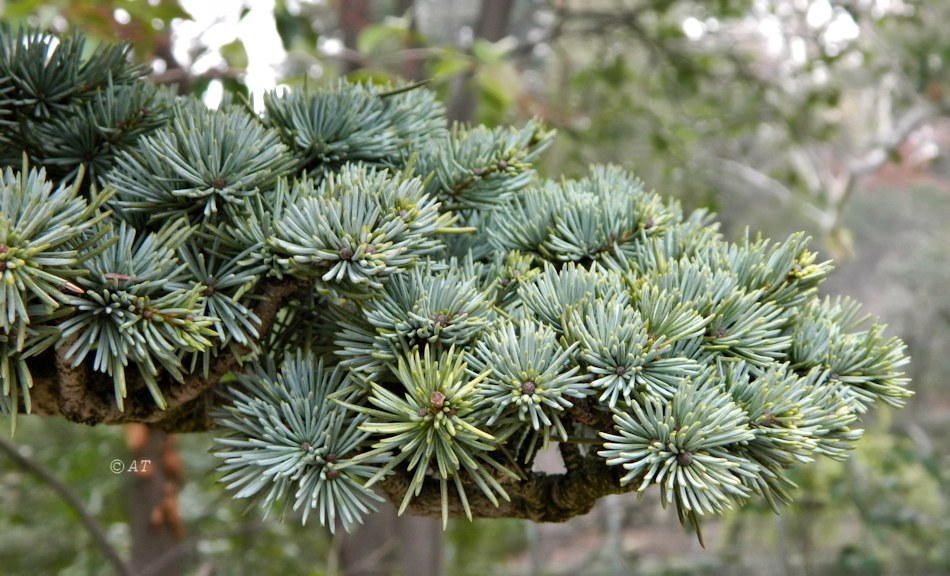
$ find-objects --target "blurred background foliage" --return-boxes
[1,0,949,575]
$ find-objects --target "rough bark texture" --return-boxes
[26,278,310,431]
[378,450,641,522]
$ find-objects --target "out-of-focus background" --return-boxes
[1,1,949,575]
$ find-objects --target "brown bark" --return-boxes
[128,426,186,576]
[378,450,641,523]
[27,277,311,432]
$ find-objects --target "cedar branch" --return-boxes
[28,277,311,430]
[377,450,639,522]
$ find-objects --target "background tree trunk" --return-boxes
[338,0,373,74]
[446,0,516,123]
[396,0,425,81]
[339,504,397,576]
[339,503,444,576]
[397,515,443,576]
[127,426,186,576]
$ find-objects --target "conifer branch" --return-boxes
[31,277,312,430]
[558,436,584,473]
[377,451,639,522]
[1,27,912,541]
[566,398,615,432]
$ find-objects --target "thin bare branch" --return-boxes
[714,156,829,226]
[848,102,941,178]
[0,435,132,576]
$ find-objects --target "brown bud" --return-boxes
[521,381,536,395]
[430,391,445,410]
[676,451,693,466]
[338,246,353,260]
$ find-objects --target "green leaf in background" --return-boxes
[220,39,248,71]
